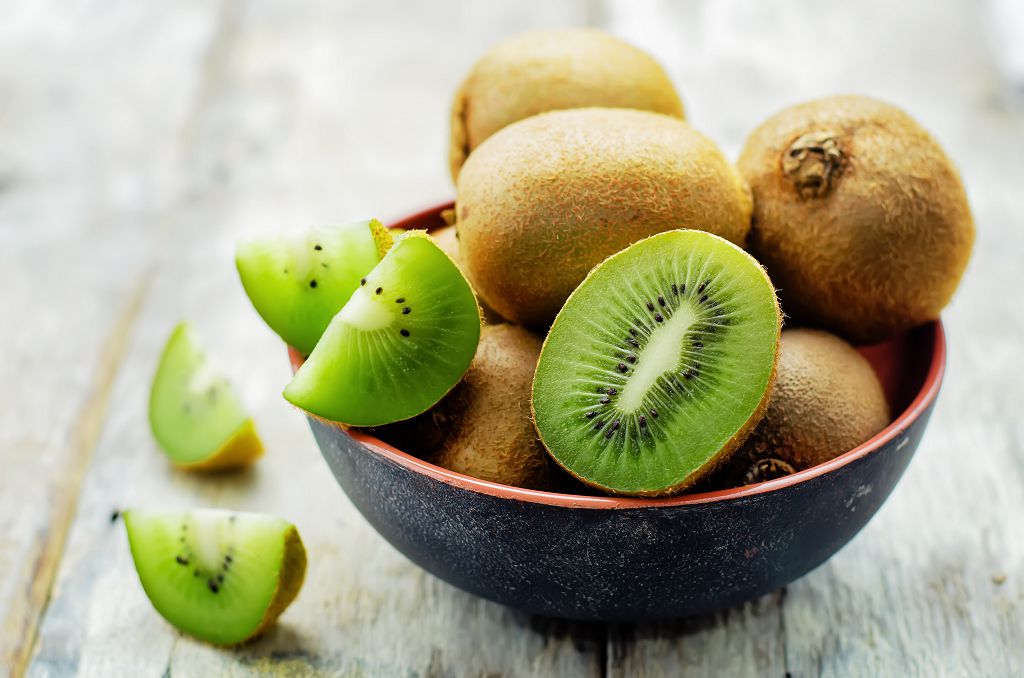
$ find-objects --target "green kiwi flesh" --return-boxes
[124,509,307,646]
[236,219,393,356]
[149,323,262,469]
[284,231,481,426]
[532,230,781,496]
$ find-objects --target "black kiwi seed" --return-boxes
[594,421,605,431]
[208,580,220,594]
[225,555,233,564]
[646,301,655,311]
[694,341,703,349]
[400,329,410,337]
[611,420,621,431]
[396,297,405,303]
[309,279,317,288]
[658,296,666,306]
[175,555,189,566]
[600,397,611,405]
[586,411,597,419]
[671,284,678,295]
[402,307,411,314]
[217,574,225,583]
[654,313,664,323]
[629,328,637,336]
[638,415,647,427]
[680,283,686,294]
[604,428,614,439]
[698,281,708,293]
[699,294,708,304]
[360,278,366,286]
[606,388,617,395]
[627,337,639,347]
[626,355,637,363]
[314,244,322,251]
[650,409,659,418]
[616,363,628,373]
[375,287,383,295]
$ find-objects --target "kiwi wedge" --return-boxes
[284,231,481,426]
[532,230,781,496]
[124,509,306,646]
[236,219,393,356]
[149,322,262,471]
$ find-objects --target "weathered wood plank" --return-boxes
[28,2,605,676]
[603,0,1024,675]
[0,2,226,675]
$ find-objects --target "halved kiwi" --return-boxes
[532,230,781,496]
[149,322,262,471]
[236,219,393,356]
[284,231,481,426]
[124,509,306,646]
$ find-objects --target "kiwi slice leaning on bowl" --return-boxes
[236,219,393,356]
[532,230,781,496]
[124,509,306,646]
[284,231,481,426]
[149,322,263,471]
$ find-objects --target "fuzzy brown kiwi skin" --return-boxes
[449,28,684,181]
[457,107,753,329]
[430,225,504,325]
[710,328,891,489]
[530,231,782,498]
[430,324,554,490]
[738,95,974,344]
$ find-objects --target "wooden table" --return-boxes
[3,1,1021,675]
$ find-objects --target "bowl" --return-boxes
[291,202,946,621]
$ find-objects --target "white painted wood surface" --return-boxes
[1,0,1020,676]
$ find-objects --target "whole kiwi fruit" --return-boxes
[737,95,974,344]
[456,108,753,327]
[727,328,891,485]
[450,28,684,180]
[430,324,553,489]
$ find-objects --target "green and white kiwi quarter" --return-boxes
[532,230,782,497]
[124,509,306,646]
[149,322,263,471]
[284,231,481,426]
[236,219,393,356]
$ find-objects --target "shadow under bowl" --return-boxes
[292,202,946,621]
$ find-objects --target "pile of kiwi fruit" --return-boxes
[128,27,975,646]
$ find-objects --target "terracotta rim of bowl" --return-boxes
[292,203,947,509]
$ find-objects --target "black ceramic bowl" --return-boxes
[292,203,946,621]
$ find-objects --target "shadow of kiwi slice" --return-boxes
[532,230,781,496]
[284,231,481,426]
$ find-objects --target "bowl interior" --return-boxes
[290,202,944,508]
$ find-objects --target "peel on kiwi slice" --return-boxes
[149,322,263,471]
[236,219,393,356]
[532,230,781,496]
[124,509,306,646]
[284,231,481,426]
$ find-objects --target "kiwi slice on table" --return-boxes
[124,509,306,646]
[532,230,781,496]
[284,231,481,426]
[236,219,393,356]
[149,322,262,471]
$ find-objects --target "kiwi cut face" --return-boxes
[284,231,481,426]
[149,323,262,470]
[236,219,393,356]
[532,230,781,496]
[124,509,306,646]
